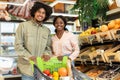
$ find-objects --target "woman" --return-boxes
[52,15,80,63]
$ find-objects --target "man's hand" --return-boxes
[41,55,50,61]
[29,56,36,62]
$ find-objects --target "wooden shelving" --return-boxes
[106,8,120,15]
[49,0,78,18]
[106,8,120,21]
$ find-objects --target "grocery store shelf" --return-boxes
[3,74,21,78]
[49,0,76,7]
[106,8,120,15]
[72,31,82,33]
[51,13,78,17]
[0,0,29,6]
[1,32,15,34]
[49,0,78,18]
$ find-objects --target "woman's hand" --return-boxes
[57,56,63,61]
[68,57,72,61]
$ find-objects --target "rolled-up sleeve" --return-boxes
[69,35,80,61]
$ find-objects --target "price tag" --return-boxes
[116,30,120,35]
[116,30,120,41]
[88,35,96,44]
[96,55,101,59]
[108,55,115,60]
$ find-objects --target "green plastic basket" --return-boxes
[30,56,68,73]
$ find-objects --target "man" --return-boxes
[15,2,52,80]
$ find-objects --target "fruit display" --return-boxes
[79,27,100,45]
[79,18,120,45]
[100,19,120,31]
[107,19,120,30]
[80,27,100,37]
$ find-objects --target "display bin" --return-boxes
[103,45,120,63]
[79,34,99,45]
[87,46,106,63]
[75,47,89,62]
[79,46,108,63]
[79,49,92,63]
[96,31,113,43]
[86,68,103,80]
[87,34,99,45]
[79,35,90,45]
[110,29,120,40]
[96,71,120,80]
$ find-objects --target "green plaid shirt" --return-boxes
[15,20,52,76]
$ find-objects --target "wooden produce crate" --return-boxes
[86,46,101,62]
[96,71,120,80]
[103,45,120,63]
[79,35,89,45]
[75,47,89,62]
[78,49,92,63]
[110,29,120,40]
[86,68,103,80]
[96,31,113,43]
[79,34,98,45]
[87,34,99,45]
[86,45,112,63]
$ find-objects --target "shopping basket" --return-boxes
[33,63,92,80]
[31,56,92,80]
[33,64,52,80]
[31,56,68,80]
[30,56,68,73]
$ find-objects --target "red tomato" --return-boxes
[43,70,50,75]
[48,74,53,78]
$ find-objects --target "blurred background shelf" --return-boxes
[106,8,120,15]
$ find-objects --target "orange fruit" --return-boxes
[100,25,108,32]
[58,67,68,77]
[115,19,120,24]
[114,24,120,29]
[108,20,115,29]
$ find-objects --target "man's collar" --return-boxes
[31,19,43,27]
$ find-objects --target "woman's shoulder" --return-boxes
[51,34,56,39]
